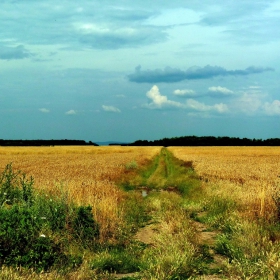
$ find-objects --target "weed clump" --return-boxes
[73,205,99,245]
[0,163,34,207]
[0,163,98,272]
[125,160,138,170]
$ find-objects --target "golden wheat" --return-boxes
[169,146,280,220]
[0,146,161,242]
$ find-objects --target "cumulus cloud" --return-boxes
[173,89,196,96]
[128,65,274,83]
[39,108,50,113]
[145,85,183,109]
[65,110,77,115]
[144,85,228,114]
[0,45,31,60]
[208,86,234,95]
[263,100,280,116]
[102,105,121,113]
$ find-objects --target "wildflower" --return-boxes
[40,234,46,238]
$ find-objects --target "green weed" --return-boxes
[122,192,151,233]
[90,244,143,274]
[73,205,99,246]
[0,163,98,272]
[0,163,33,207]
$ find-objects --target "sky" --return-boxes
[1,0,280,142]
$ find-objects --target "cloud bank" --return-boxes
[0,2,167,50]
[144,85,280,116]
[128,65,274,83]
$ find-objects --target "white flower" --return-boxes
[40,234,46,238]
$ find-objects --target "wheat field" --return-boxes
[1,145,280,278]
[169,146,280,220]
[0,146,161,241]
[1,145,279,237]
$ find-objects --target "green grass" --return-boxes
[90,243,143,274]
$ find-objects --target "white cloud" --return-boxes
[263,100,280,116]
[144,85,228,114]
[102,105,121,113]
[208,86,234,95]
[186,99,228,113]
[145,85,182,109]
[225,85,280,117]
[173,89,196,96]
[65,110,77,115]
[39,108,50,113]
[74,21,167,49]
[214,103,229,113]
[249,86,261,89]
[233,92,263,114]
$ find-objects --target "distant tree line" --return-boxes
[126,136,280,147]
[0,139,98,146]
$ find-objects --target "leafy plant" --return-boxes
[0,163,99,272]
[0,163,33,207]
[0,204,65,272]
[73,205,99,245]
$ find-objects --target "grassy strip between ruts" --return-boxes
[116,148,223,279]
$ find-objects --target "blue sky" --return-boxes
[1,0,279,142]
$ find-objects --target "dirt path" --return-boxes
[192,212,228,279]
[135,223,158,245]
